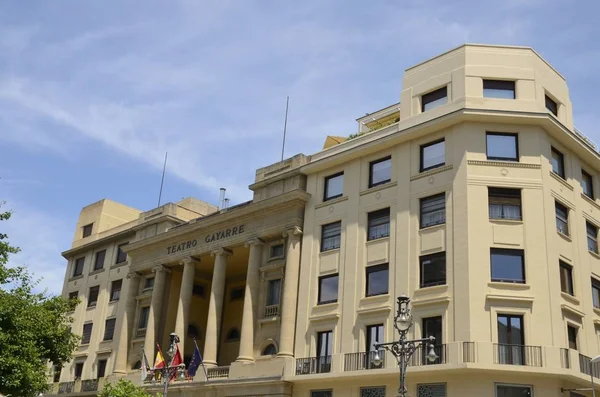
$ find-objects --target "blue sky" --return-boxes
[1,0,599,294]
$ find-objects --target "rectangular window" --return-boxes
[420,193,445,228]
[546,94,558,116]
[266,279,281,306]
[366,264,389,297]
[422,316,443,365]
[420,139,445,172]
[115,243,128,264]
[103,318,116,341]
[88,286,100,308]
[483,80,515,99]
[74,362,84,380]
[321,221,341,252]
[317,330,333,357]
[138,306,150,329]
[82,223,93,238]
[369,156,391,187]
[592,278,600,309]
[310,391,332,397]
[192,284,205,297]
[82,323,93,345]
[420,252,446,288]
[93,250,106,271]
[110,279,122,302]
[486,132,518,161]
[230,287,245,301]
[68,291,78,301]
[143,277,154,290]
[559,261,574,296]
[491,248,525,283]
[417,384,447,397]
[361,387,386,397]
[318,274,339,304]
[324,172,344,201]
[555,201,569,235]
[551,147,565,178]
[488,188,522,221]
[366,324,384,352]
[73,257,85,277]
[582,170,594,199]
[496,384,532,397]
[270,244,284,259]
[497,314,524,365]
[568,325,578,350]
[367,208,390,240]
[53,365,62,383]
[97,359,107,379]
[422,86,447,112]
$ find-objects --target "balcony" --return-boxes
[579,353,600,377]
[493,344,543,367]
[58,381,74,394]
[264,304,279,318]
[410,344,447,366]
[344,351,385,371]
[137,328,147,338]
[206,366,230,379]
[296,356,332,375]
[81,379,98,392]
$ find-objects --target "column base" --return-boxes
[276,352,293,358]
[236,356,255,363]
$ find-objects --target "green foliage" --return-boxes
[0,202,79,397]
[99,379,157,397]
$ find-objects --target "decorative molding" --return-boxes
[245,238,264,248]
[487,282,531,291]
[550,190,576,210]
[582,193,600,212]
[309,312,340,322]
[315,196,348,209]
[561,304,585,318]
[561,292,581,306]
[180,257,200,266]
[356,304,392,316]
[359,181,398,196]
[410,164,453,181]
[549,171,574,191]
[211,247,233,257]
[467,160,541,169]
[152,265,171,275]
[411,296,451,308]
[486,294,534,303]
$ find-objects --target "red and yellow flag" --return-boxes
[154,345,166,369]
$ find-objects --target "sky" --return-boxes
[1,0,599,295]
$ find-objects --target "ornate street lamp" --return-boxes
[158,333,186,397]
[372,295,438,397]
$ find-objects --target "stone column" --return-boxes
[237,239,264,362]
[113,271,140,374]
[203,248,231,367]
[278,227,302,357]
[174,258,197,355]
[144,265,170,361]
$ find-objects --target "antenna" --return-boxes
[280,96,289,162]
[157,152,168,207]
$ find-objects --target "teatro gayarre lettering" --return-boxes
[166,225,245,255]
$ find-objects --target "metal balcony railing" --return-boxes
[579,353,600,377]
[462,342,475,363]
[493,344,542,367]
[296,356,332,375]
[344,351,385,371]
[561,348,570,369]
[264,304,279,318]
[81,379,98,392]
[206,366,229,379]
[409,344,447,366]
[136,328,147,338]
[58,381,75,394]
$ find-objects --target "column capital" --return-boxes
[211,247,233,258]
[126,271,140,280]
[245,238,264,248]
[282,226,303,239]
[180,257,200,267]
[152,265,171,275]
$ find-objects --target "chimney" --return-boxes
[218,188,226,210]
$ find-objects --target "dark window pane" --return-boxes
[103,318,116,341]
[262,344,277,355]
[417,384,447,397]
[366,324,384,352]
[420,194,445,228]
[93,250,106,271]
[324,173,344,201]
[97,359,107,378]
[559,261,574,295]
[366,264,389,296]
[369,157,391,187]
[368,208,390,240]
[192,284,204,297]
[420,252,446,287]
[582,170,594,199]
[226,328,240,341]
[144,277,154,290]
[82,223,93,238]
[491,249,525,283]
[73,257,85,277]
[318,274,339,304]
[68,291,78,301]
[588,222,599,253]
[270,244,284,258]
[423,316,443,344]
[486,133,518,161]
[546,95,558,116]
[551,147,565,178]
[555,202,569,235]
[422,87,448,112]
[187,324,200,339]
[88,286,99,308]
[420,140,445,171]
[110,279,122,301]
[82,323,93,345]
[267,279,281,306]
[138,306,150,329]
[317,331,333,357]
[321,221,341,251]
[230,287,244,301]
[483,80,515,99]
[488,188,522,220]
[116,243,128,264]
[568,325,578,350]
[592,278,600,309]
[74,363,84,379]
[311,391,332,397]
[496,385,532,397]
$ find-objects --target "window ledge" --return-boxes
[419,223,445,233]
[315,195,348,209]
[69,275,84,282]
[557,231,572,242]
[258,317,280,327]
[489,219,523,225]
[366,236,390,246]
[268,255,285,262]
[593,307,600,317]
[108,299,119,304]
[360,181,398,196]
[561,304,585,318]
[488,282,530,291]
[486,294,534,304]
[415,284,449,295]
[319,248,340,257]
[550,171,573,191]
[561,292,580,305]
[359,294,390,305]
[410,164,453,181]
[86,305,97,311]
[89,268,105,276]
[111,261,128,270]
[589,250,600,260]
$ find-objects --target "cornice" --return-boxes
[466,160,540,169]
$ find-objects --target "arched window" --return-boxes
[187,324,200,339]
[132,360,141,370]
[262,344,277,356]
[226,328,240,342]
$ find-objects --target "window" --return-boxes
[366,324,384,352]
[270,244,284,259]
[420,252,446,288]
[588,222,599,253]
[369,156,391,187]
[486,132,518,161]
[568,325,578,350]
[82,323,93,345]
[551,147,565,178]
[138,306,150,330]
[143,277,154,290]
[110,279,122,302]
[88,286,100,308]
[555,201,569,235]
[361,387,386,397]
[423,316,442,345]
[230,287,244,301]
[496,384,532,397]
[422,86,447,112]
[74,362,84,380]
[559,261,574,296]
[488,188,521,221]
[417,384,447,397]
[187,324,200,339]
[420,139,445,172]
[582,170,594,199]
[266,279,281,306]
[497,314,524,365]
[82,223,93,238]
[592,278,600,309]
[420,193,445,228]
[226,328,240,342]
[93,250,106,271]
[318,274,339,304]
[103,318,116,341]
[317,330,333,358]
[483,80,515,99]
[262,344,277,356]
[68,291,78,301]
[324,172,343,201]
[321,221,341,252]
[366,264,389,297]
[97,359,107,379]
[546,94,558,116]
[73,257,85,277]
[192,284,205,297]
[491,248,525,283]
[310,391,332,397]
[53,365,62,383]
[116,243,128,264]
[367,208,390,240]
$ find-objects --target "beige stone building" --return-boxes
[49,44,600,397]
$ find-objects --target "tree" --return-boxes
[98,379,156,397]
[0,203,79,397]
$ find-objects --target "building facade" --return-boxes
[49,44,600,397]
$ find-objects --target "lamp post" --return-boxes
[372,295,438,397]
[158,332,186,397]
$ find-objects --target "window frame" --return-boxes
[367,208,390,241]
[226,328,240,342]
[495,384,533,397]
[230,286,245,301]
[266,278,281,306]
[419,139,446,172]
[365,263,389,297]
[318,274,339,305]
[74,362,84,380]
[88,286,100,308]
[321,221,342,252]
[420,252,446,288]
[93,250,106,271]
[369,156,392,188]
[97,359,107,379]
[73,257,85,277]
[115,243,128,264]
[82,223,93,238]
[366,324,384,352]
[567,325,578,350]
[421,86,448,112]
[483,79,516,99]
[582,169,594,199]
[486,132,519,161]
[81,323,93,345]
[592,278,600,309]
[143,277,154,290]
[555,201,569,236]
[323,172,344,201]
[551,147,565,178]
[545,94,558,116]
[488,187,522,221]
[109,279,122,302]
[138,306,150,330]
[559,261,574,296]
[270,244,285,259]
[490,248,525,284]
[317,330,333,357]
[420,193,446,229]
[103,318,116,341]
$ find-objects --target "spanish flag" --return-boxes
[154,344,166,369]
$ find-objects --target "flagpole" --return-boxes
[194,338,208,380]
